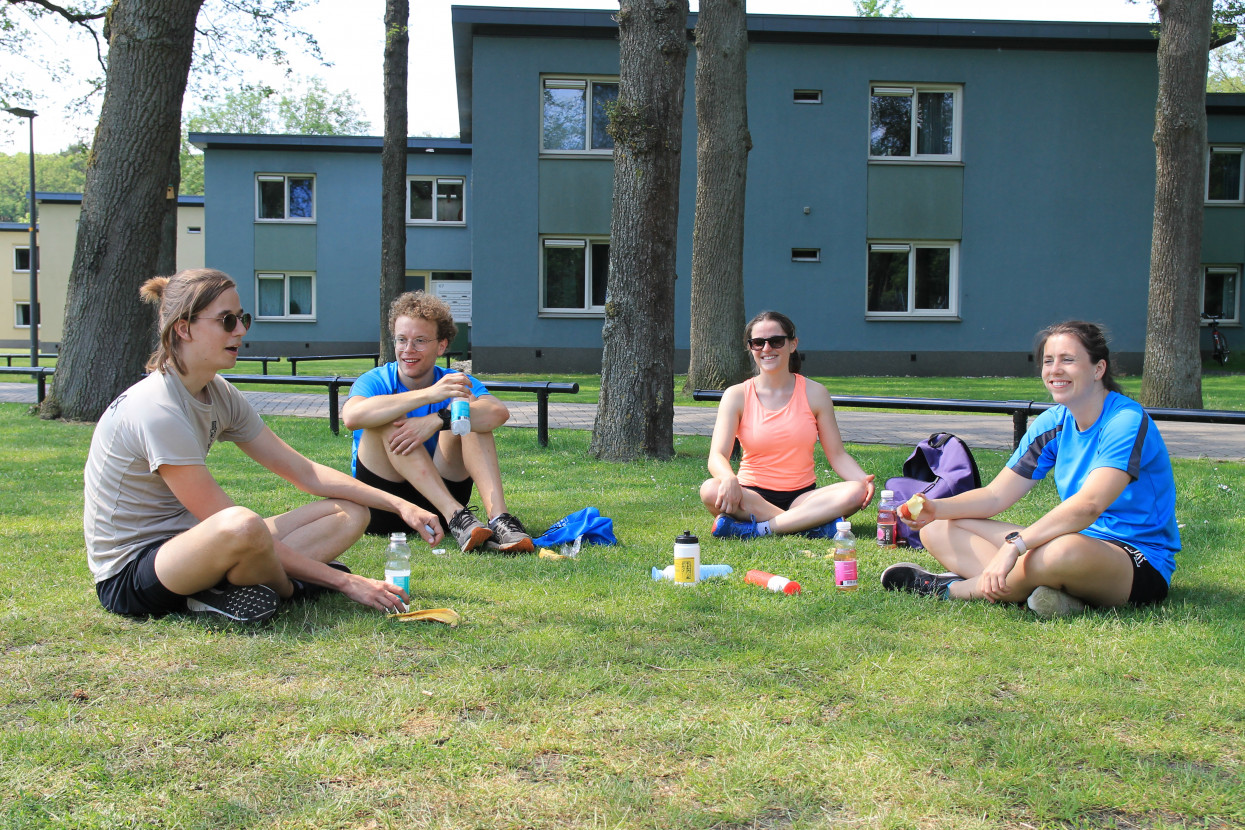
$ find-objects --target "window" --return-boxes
[541,77,619,153]
[256,174,315,221]
[793,89,822,104]
[869,85,961,161]
[14,302,37,328]
[791,248,821,262]
[867,242,958,318]
[187,226,202,234]
[256,272,315,319]
[408,176,465,224]
[1206,147,1243,203]
[541,237,609,313]
[13,246,37,272]
[1203,265,1240,324]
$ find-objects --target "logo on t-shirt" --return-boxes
[208,419,218,448]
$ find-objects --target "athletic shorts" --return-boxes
[95,539,186,617]
[1103,539,1170,606]
[742,482,817,513]
[354,456,473,536]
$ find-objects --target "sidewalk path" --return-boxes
[4,382,1242,461]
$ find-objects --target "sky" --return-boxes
[0,0,1155,155]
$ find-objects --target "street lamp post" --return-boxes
[4,107,38,367]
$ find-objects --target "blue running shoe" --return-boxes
[799,518,844,539]
[712,514,758,539]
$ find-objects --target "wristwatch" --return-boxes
[437,407,452,430]
[1004,531,1028,554]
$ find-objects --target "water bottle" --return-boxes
[832,521,858,592]
[876,489,898,549]
[450,397,471,435]
[673,530,700,585]
[384,532,411,595]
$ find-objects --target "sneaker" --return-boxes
[448,506,494,552]
[1026,586,1087,619]
[487,513,535,553]
[799,518,843,539]
[711,514,759,539]
[289,561,352,603]
[880,563,962,599]
[185,583,279,625]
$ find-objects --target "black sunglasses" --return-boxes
[746,335,790,350]
[193,311,253,332]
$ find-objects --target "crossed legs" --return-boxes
[698,479,867,535]
[919,518,1134,607]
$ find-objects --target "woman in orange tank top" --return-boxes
[699,311,875,539]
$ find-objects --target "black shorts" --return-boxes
[355,457,474,535]
[742,482,817,512]
[95,539,186,617]
[1104,539,1170,605]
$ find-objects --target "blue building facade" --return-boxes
[192,8,1238,374]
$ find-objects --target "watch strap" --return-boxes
[437,406,451,430]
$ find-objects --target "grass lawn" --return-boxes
[2,404,1243,829]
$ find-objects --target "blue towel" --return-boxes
[532,507,617,546]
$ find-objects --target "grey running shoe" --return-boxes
[487,513,535,553]
[289,561,352,603]
[880,563,962,598]
[185,583,279,625]
[448,505,494,552]
[1026,586,1087,619]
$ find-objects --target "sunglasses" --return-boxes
[746,335,790,351]
[193,311,253,332]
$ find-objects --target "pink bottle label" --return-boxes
[835,559,858,588]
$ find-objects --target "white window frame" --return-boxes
[407,176,467,225]
[255,174,316,222]
[869,84,962,162]
[1205,146,1244,204]
[540,236,610,316]
[540,76,619,157]
[1202,264,1241,325]
[866,241,960,320]
[13,246,35,273]
[256,272,316,321]
[14,302,36,328]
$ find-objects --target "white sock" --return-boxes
[755,520,773,536]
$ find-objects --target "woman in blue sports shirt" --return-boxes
[882,321,1180,617]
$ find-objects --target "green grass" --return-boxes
[2,405,1244,829]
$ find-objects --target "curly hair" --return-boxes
[140,269,237,374]
[388,291,457,343]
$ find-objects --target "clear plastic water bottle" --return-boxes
[876,489,898,549]
[450,398,471,435]
[384,532,411,595]
[832,521,858,592]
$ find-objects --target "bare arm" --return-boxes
[705,385,746,514]
[158,463,237,521]
[341,371,474,431]
[463,393,511,432]
[806,380,874,507]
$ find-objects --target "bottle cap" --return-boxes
[675,530,698,544]
[390,532,407,542]
[836,521,851,532]
[881,489,894,499]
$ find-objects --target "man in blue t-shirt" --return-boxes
[341,292,534,553]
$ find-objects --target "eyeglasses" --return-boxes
[394,336,439,351]
[193,311,252,332]
[746,335,789,351]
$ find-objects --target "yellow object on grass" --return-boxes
[387,607,462,627]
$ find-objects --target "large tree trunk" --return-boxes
[686,0,752,392]
[379,0,409,363]
[156,146,181,277]
[1141,0,1212,409]
[44,0,204,422]
[590,0,689,461]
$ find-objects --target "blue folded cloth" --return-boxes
[532,507,617,547]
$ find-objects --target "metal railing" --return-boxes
[1,353,57,367]
[692,390,1245,449]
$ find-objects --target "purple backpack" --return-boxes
[884,432,982,549]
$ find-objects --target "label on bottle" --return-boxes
[878,521,896,547]
[674,556,696,583]
[385,570,411,594]
[835,558,858,589]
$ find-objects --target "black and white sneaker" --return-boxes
[880,563,962,599]
[185,583,280,625]
[486,513,535,553]
[447,505,494,552]
[289,561,352,603]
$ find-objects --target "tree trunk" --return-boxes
[1141,0,1212,409]
[44,0,204,422]
[590,0,689,462]
[156,146,181,277]
[686,0,752,392]
[379,0,409,363]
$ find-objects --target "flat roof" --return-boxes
[187,133,470,154]
[450,5,1159,141]
[36,191,205,207]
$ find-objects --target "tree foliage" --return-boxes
[0,143,89,222]
[854,0,910,17]
[1207,39,1245,90]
